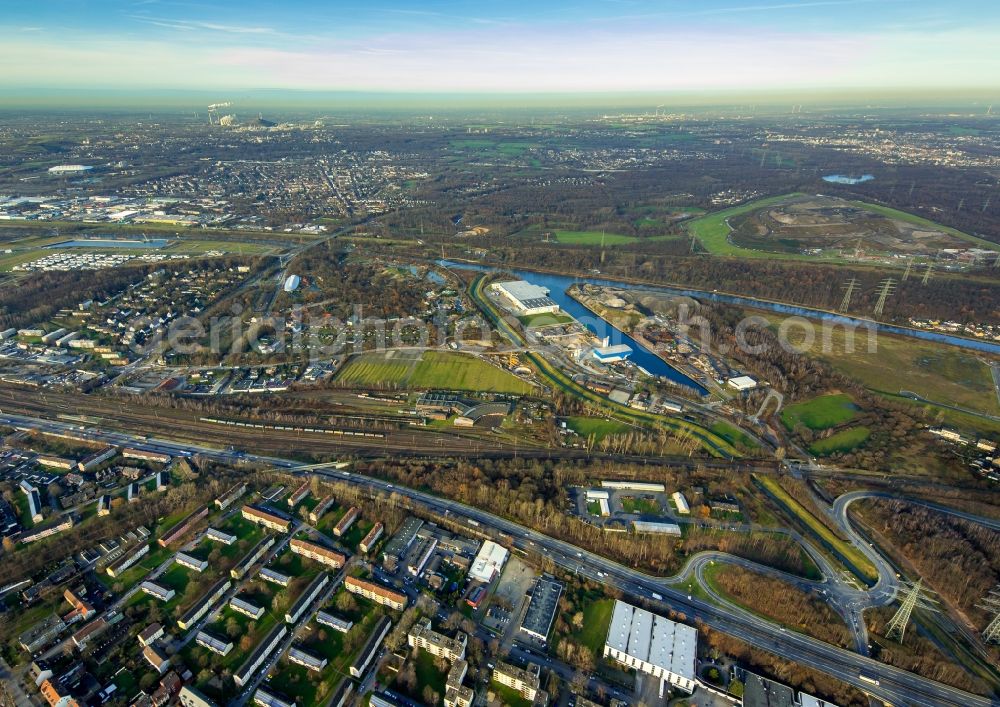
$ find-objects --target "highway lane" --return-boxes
[1,412,997,706]
[835,490,1000,532]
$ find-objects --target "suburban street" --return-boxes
[1,410,998,707]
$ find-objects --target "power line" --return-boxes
[873,278,895,317]
[839,278,859,313]
[886,579,939,643]
[976,587,1000,644]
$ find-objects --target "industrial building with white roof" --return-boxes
[603,599,697,694]
[491,280,560,316]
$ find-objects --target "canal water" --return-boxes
[440,260,1000,382]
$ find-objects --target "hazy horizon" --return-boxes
[2,0,999,97]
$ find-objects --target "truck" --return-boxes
[859,673,880,686]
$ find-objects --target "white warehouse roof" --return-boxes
[494,280,558,311]
[469,540,509,582]
[605,600,696,682]
[726,375,758,391]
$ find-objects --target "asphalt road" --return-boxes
[1,411,997,707]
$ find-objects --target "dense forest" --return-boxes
[712,565,853,648]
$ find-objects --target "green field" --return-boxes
[553,230,638,246]
[780,393,858,431]
[808,426,871,456]
[711,421,758,449]
[774,318,1000,417]
[518,311,574,327]
[335,350,533,394]
[489,681,534,707]
[686,193,987,258]
[565,416,633,440]
[575,598,615,656]
[686,194,804,256]
[165,239,275,254]
[621,496,661,515]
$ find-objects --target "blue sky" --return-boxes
[2,0,999,92]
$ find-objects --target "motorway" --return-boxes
[1,411,998,707]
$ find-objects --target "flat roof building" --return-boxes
[593,344,633,362]
[492,280,560,316]
[519,577,563,642]
[470,540,508,583]
[672,491,690,514]
[493,661,547,704]
[603,600,697,694]
[727,375,758,391]
[179,686,217,707]
[383,517,423,561]
[408,618,467,662]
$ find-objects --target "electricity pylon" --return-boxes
[885,579,939,642]
[902,260,912,281]
[873,278,895,317]
[922,262,934,285]
[839,278,859,313]
[977,587,1000,644]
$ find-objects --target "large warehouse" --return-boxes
[604,600,698,695]
[492,280,560,316]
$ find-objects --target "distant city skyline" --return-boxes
[2,0,999,93]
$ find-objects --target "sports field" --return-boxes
[335,350,533,394]
[565,415,632,440]
[780,393,858,431]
